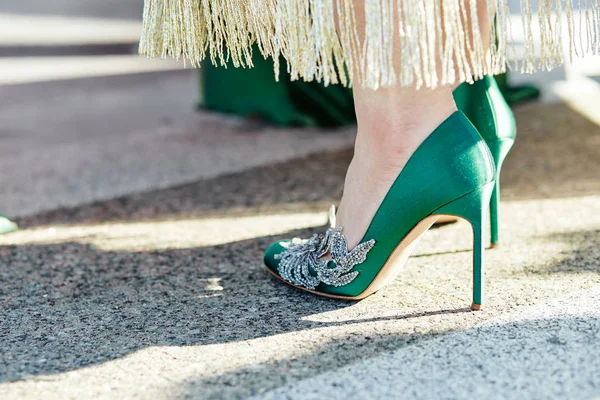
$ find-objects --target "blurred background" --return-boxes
[1,0,599,220]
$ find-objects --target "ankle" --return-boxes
[353,103,456,165]
[336,87,458,250]
[349,146,411,183]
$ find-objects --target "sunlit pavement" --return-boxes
[1,1,600,400]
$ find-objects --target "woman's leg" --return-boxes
[335,1,490,249]
[335,87,456,249]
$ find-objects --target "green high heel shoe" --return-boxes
[0,215,18,235]
[454,76,517,247]
[264,111,496,310]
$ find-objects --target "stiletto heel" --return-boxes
[486,138,515,247]
[434,182,495,310]
[454,76,517,247]
[264,111,496,306]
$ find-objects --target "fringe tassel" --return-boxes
[140,0,600,89]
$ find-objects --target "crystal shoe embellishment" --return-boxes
[274,206,376,289]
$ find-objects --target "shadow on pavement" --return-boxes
[1,101,599,389]
[0,232,471,384]
[1,224,598,387]
[176,314,600,399]
[527,230,600,275]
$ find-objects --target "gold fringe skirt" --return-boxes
[139,0,600,89]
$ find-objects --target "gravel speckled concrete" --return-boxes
[251,288,600,400]
[2,1,600,398]
[1,101,600,399]
[1,194,598,400]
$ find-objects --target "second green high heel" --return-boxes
[454,76,517,247]
[265,111,496,310]
[0,215,18,235]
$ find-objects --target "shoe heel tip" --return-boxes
[471,303,483,311]
[489,242,500,249]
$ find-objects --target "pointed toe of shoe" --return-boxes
[263,240,288,275]
[0,216,18,235]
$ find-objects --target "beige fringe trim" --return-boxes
[139,0,600,89]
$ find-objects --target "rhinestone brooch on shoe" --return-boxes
[274,206,376,289]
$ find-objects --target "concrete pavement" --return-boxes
[252,288,600,400]
[1,0,600,398]
[0,71,354,218]
[1,100,600,399]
